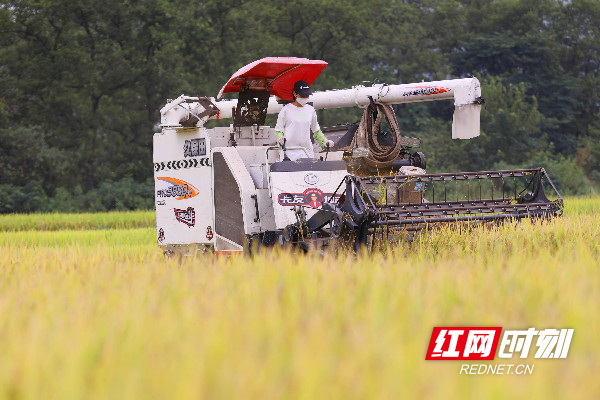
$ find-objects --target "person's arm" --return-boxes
[311,108,333,149]
[275,130,284,144]
[274,107,286,146]
[313,129,327,148]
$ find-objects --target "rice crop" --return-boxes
[0,198,598,399]
[0,210,155,232]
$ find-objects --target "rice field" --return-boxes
[0,210,155,232]
[0,197,598,399]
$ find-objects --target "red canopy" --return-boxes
[217,57,328,100]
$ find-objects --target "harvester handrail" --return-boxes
[264,145,311,165]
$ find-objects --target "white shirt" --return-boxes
[275,103,321,161]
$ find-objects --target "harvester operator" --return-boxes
[275,80,334,161]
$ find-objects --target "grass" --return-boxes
[0,198,598,399]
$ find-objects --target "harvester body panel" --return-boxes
[153,129,214,247]
[268,160,348,229]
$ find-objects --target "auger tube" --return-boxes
[161,78,482,139]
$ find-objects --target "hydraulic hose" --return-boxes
[352,102,403,169]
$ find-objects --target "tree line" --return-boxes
[0,0,598,212]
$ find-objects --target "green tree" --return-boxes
[414,76,545,172]
[0,0,598,212]
[1,0,179,189]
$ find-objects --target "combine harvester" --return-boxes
[154,57,563,255]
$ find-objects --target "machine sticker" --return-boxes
[154,157,210,172]
[304,188,323,208]
[174,207,195,227]
[304,173,319,185]
[206,226,214,241]
[156,177,199,200]
[415,182,423,191]
[277,188,341,208]
[157,228,165,243]
[183,138,206,158]
[403,86,450,97]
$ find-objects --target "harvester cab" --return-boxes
[154,57,563,255]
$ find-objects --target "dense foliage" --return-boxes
[0,0,598,211]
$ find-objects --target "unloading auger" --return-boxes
[153,57,563,255]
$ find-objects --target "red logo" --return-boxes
[425,327,502,360]
[403,86,450,97]
[174,207,195,227]
[206,226,214,240]
[304,188,323,208]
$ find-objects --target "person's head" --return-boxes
[292,80,312,105]
[311,193,318,201]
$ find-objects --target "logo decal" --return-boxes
[174,207,195,227]
[277,188,341,208]
[425,327,574,360]
[206,226,214,241]
[156,177,199,200]
[154,158,210,172]
[304,188,323,208]
[157,228,165,243]
[498,328,574,359]
[403,86,450,97]
[183,138,206,158]
[304,173,319,185]
[425,327,502,360]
